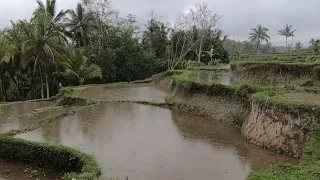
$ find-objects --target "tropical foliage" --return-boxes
[0,0,307,102]
[62,49,101,85]
[278,24,297,52]
[248,24,270,54]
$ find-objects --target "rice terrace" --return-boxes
[0,0,320,179]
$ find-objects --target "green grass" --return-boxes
[0,133,101,180]
[291,77,314,86]
[231,60,319,67]
[172,70,279,98]
[37,113,66,125]
[251,91,320,110]
[130,78,152,84]
[0,107,102,180]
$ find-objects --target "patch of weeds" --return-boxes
[291,76,314,86]
[37,113,67,126]
[0,134,101,180]
[130,78,152,84]
[58,96,95,106]
[251,91,320,109]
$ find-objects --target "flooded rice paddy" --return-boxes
[1,84,297,180]
[188,70,233,85]
[0,101,58,133]
[76,84,166,102]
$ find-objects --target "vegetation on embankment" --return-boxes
[0,107,102,180]
[251,91,320,110]
[230,60,320,86]
[248,126,320,180]
[243,91,320,158]
[54,87,96,106]
[169,69,320,179]
[167,70,282,126]
[0,133,101,180]
[171,70,278,100]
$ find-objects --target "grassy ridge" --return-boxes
[0,133,101,180]
[0,96,102,180]
[172,70,279,100]
[231,60,319,67]
[251,91,320,110]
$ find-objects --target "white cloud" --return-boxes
[1,0,320,45]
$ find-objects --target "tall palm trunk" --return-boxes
[290,36,294,56]
[39,66,44,99]
[285,36,288,52]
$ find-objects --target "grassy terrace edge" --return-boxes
[0,133,102,180]
[170,70,280,100]
[0,95,102,180]
[230,60,320,68]
[170,70,320,180]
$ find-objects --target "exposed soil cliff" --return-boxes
[242,99,315,158]
[166,81,250,126]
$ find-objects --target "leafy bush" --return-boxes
[0,134,101,180]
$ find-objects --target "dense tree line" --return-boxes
[0,0,229,102]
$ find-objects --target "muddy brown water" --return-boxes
[76,84,166,102]
[16,102,298,180]
[188,70,234,85]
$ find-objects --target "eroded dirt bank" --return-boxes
[242,99,315,158]
[167,81,250,126]
[156,71,320,159]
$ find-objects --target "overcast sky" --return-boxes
[1,0,320,46]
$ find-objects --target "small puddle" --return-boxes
[0,159,60,180]
[77,84,166,102]
[16,102,297,180]
[188,70,235,85]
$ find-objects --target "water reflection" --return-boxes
[77,84,166,102]
[188,70,234,85]
[0,101,58,133]
[16,102,297,180]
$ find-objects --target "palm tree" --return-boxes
[142,18,169,58]
[0,35,19,101]
[65,3,96,47]
[248,24,270,54]
[278,24,297,52]
[33,0,69,23]
[22,13,68,99]
[309,38,316,49]
[62,48,102,85]
[3,21,26,100]
[295,42,303,51]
